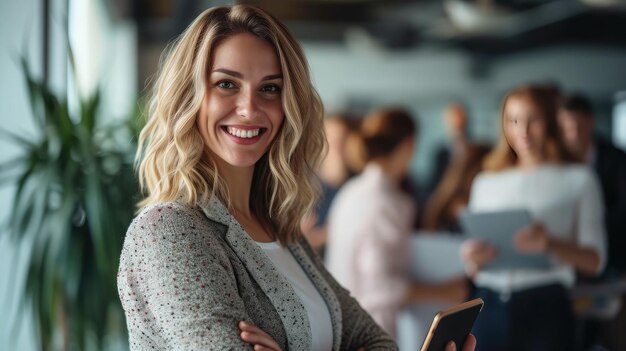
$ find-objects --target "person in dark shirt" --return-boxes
[558,94,626,275]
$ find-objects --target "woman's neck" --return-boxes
[215,160,254,217]
[517,152,545,169]
[215,160,275,243]
[371,159,403,184]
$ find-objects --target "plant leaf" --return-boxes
[0,128,38,149]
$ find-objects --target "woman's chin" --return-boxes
[224,155,264,169]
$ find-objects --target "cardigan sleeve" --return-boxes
[117,203,253,350]
[298,237,398,351]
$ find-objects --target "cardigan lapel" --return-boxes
[289,240,343,351]
[198,197,311,350]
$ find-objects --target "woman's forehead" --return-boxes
[209,33,281,75]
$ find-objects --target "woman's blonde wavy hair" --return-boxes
[483,84,575,171]
[136,5,326,244]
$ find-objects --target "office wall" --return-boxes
[303,43,626,180]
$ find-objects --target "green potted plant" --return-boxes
[0,58,140,350]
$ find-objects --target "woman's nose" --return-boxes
[236,89,259,118]
[519,121,530,137]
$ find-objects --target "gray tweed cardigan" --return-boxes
[117,197,397,350]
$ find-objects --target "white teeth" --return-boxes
[226,127,261,139]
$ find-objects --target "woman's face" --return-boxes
[197,33,284,170]
[503,95,547,161]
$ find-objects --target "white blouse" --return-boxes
[468,164,606,293]
[256,241,334,351]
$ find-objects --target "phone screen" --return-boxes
[420,298,484,351]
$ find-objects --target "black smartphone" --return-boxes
[419,298,484,351]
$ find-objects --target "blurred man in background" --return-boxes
[559,93,626,351]
[558,94,626,276]
[429,103,471,193]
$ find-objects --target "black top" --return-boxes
[594,138,626,274]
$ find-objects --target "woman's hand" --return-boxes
[239,321,282,351]
[460,239,498,276]
[360,333,477,351]
[514,222,549,253]
[445,334,477,351]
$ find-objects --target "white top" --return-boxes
[325,163,415,337]
[469,164,606,293]
[256,241,334,351]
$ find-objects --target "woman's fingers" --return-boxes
[240,331,273,345]
[238,321,260,332]
[461,240,497,275]
[445,341,457,351]
[514,223,548,253]
[239,321,282,351]
[462,334,477,351]
[445,333,477,351]
[254,346,276,351]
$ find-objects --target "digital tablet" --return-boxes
[419,298,484,351]
[459,209,551,271]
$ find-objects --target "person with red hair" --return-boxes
[461,85,606,350]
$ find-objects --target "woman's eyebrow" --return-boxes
[212,68,242,78]
[212,68,282,81]
[262,74,283,81]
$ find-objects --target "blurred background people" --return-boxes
[461,85,606,351]
[558,94,626,276]
[422,143,491,233]
[558,93,626,351]
[4,1,626,349]
[425,104,471,198]
[325,108,469,339]
[418,103,476,230]
[301,115,358,253]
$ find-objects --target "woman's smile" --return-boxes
[222,125,268,144]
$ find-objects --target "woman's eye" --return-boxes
[261,84,281,94]
[217,80,236,89]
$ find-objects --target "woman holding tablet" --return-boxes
[461,85,606,351]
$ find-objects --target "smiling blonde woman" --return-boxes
[118,4,475,351]
[117,4,397,351]
[135,5,324,245]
